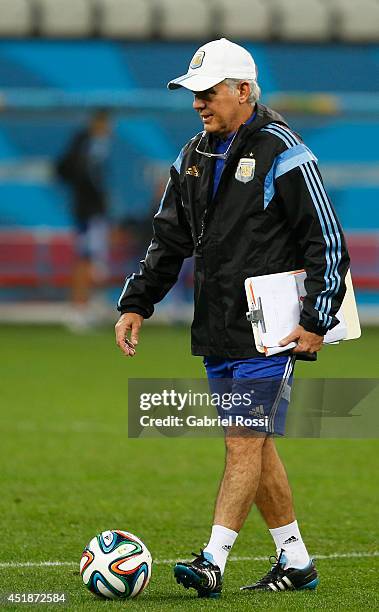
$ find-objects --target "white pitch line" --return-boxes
[0,551,378,569]
[156,551,379,564]
[0,561,76,568]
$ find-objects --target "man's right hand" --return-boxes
[115,313,144,357]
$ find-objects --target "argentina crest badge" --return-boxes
[235,157,255,183]
[190,50,205,70]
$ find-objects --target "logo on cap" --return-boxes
[190,50,205,70]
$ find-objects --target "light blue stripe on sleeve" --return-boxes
[263,164,276,210]
[117,272,136,308]
[173,147,184,173]
[275,144,317,179]
[156,146,184,216]
[262,123,342,327]
[264,144,317,209]
[155,178,171,216]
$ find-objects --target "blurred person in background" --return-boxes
[56,109,112,330]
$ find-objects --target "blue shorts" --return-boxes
[203,355,295,435]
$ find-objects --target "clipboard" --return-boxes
[245,269,361,356]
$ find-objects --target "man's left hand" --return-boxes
[279,324,324,354]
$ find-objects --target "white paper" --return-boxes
[324,314,347,343]
[245,269,349,356]
[265,343,296,356]
[294,271,347,343]
[251,274,300,348]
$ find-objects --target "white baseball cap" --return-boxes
[167,38,257,92]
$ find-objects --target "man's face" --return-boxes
[192,81,242,137]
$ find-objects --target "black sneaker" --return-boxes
[241,549,319,592]
[174,550,222,598]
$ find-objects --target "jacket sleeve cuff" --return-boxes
[117,305,153,319]
[299,315,327,337]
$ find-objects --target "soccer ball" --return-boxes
[80,530,152,600]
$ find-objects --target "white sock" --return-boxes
[203,524,238,574]
[269,520,310,569]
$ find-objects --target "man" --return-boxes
[115,39,349,597]
[57,109,111,329]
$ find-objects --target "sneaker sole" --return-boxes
[174,564,221,599]
[242,576,320,592]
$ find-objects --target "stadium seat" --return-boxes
[0,0,33,37]
[157,0,214,40]
[97,0,153,39]
[331,0,379,42]
[273,0,330,41]
[217,0,272,40]
[37,0,94,37]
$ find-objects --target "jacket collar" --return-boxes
[198,103,288,156]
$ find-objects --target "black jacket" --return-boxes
[118,104,350,358]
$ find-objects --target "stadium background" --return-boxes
[0,25,378,321]
[1,1,378,609]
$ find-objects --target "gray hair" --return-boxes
[224,78,261,105]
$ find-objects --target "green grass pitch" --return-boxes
[1,323,378,610]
